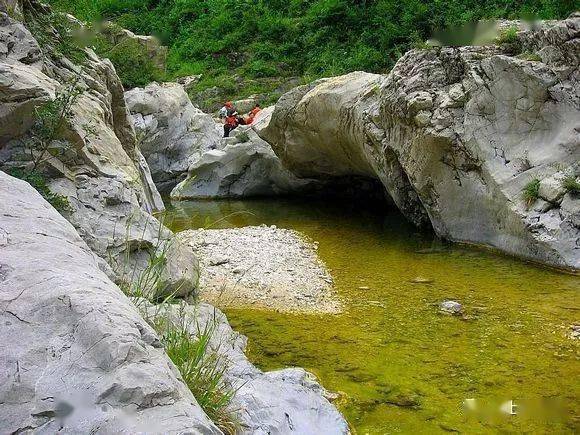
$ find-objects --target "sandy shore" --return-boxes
[180,225,341,313]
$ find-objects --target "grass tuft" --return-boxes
[236,131,250,143]
[561,175,580,194]
[522,178,540,207]
[496,26,519,45]
[160,319,239,434]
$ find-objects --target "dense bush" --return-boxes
[49,0,576,98]
[96,36,166,88]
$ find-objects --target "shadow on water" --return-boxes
[163,196,579,434]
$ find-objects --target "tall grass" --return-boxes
[522,178,540,207]
[161,318,239,434]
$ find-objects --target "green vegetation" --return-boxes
[8,168,71,211]
[561,174,580,194]
[5,78,82,213]
[522,178,541,206]
[25,6,88,65]
[496,25,520,44]
[27,79,81,171]
[161,320,239,434]
[48,0,575,100]
[94,27,167,88]
[236,131,250,143]
[518,51,542,61]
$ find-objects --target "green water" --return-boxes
[164,198,579,434]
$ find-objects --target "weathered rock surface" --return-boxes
[126,82,222,192]
[171,118,317,199]
[143,302,349,434]
[0,171,220,434]
[179,225,341,313]
[260,16,580,271]
[0,8,173,280]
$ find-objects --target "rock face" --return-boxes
[0,171,220,434]
[171,117,317,199]
[260,15,580,271]
[144,302,349,434]
[126,82,222,192]
[178,226,340,313]
[0,7,175,279]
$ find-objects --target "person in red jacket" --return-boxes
[220,101,239,137]
[244,104,262,125]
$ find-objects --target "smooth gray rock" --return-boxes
[171,121,316,199]
[143,302,349,435]
[440,300,463,315]
[154,231,200,300]
[125,82,222,192]
[0,171,220,434]
[260,16,580,271]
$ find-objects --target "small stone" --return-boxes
[358,286,370,290]
[440,300,463,315]
[411,276,433,284]
[209,256,229,266]
[414,110,431,127]
[570,325,580,340]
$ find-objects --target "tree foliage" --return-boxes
[49,0,576,93]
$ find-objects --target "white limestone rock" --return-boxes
[125,82,222,192]
[260,15,580,271]
[171,124,316,199]
[0,171,220,434]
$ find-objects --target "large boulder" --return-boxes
[171,119,316,199]
[143,302,349,435]
[126,82,222,192]
[0,171,220,434]
[0,8,174,280]
[260,15,580,271]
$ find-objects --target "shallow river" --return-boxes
[164,198,579,434]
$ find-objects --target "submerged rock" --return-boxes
[440,300,463,315]
[259,15,580,271]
